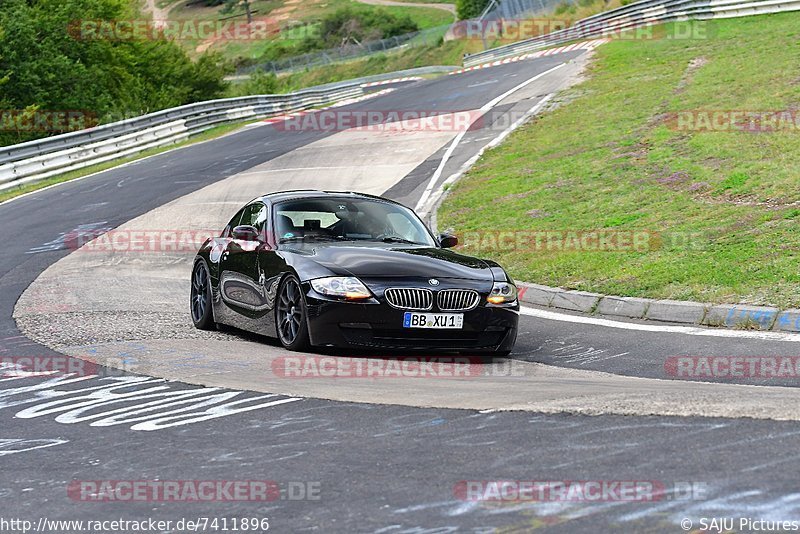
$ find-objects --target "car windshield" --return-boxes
[274,197,436,246]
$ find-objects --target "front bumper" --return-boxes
[302,281,519,352]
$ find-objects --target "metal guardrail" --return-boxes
[0,84,363,192]
[463,0,800,66]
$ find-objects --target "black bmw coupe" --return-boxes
[191,191,519,354]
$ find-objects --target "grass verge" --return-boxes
[438,13,800,308]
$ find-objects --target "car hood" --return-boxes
[283,243,495,281]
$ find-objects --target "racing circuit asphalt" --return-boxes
[3,49,800,532]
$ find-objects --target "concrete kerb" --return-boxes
[774,309,800,332]
[517,282,793,332]
[646,299,707,324]
[703,304,780,330]
[596,295,650,319]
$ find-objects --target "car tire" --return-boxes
[191,260,215,331]
[276,274,311,352]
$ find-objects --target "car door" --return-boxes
[218,202,271,324]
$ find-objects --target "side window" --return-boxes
[255,204,268,233]
[222,207,246,238]
[240,202,268,231]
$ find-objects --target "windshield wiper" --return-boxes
[279,235,348,244]
[374,236,424,245]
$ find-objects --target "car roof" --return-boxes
[254,190,404,206]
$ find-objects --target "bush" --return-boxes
[299,7,419,52]
[554,1,577,15]
[456,0,491,20]
[230,70,280,96]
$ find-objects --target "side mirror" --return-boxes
[439,233,458,249]
[232,225,261,242]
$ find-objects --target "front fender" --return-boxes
[277,250,346,282]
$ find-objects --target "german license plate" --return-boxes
[403,312,463,329]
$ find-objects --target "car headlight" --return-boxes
[487,281,517,305]
[310,277,372,301]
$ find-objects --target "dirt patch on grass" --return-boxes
[613,145,648,161]
[655,170,691,186]
[527,209,549,218]
[498,190,535,201]
[674,56,709,94]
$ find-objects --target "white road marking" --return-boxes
[26,222,112,254]
[520,306,800,342]
[468,79,499,88]
[1,372,303,432]
[414,63,565,214]
[0,438,69,456]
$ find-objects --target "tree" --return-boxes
[0,0,232,146]
[456,0,492,20]
[300,7,418,52]
[0,29,9,107]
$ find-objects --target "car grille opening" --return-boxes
[436,289,480,311]
[340,327,508,350]
[384,288,433,310]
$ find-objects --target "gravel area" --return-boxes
[16,311,233,349]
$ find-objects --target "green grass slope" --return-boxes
[438,13,800,308]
